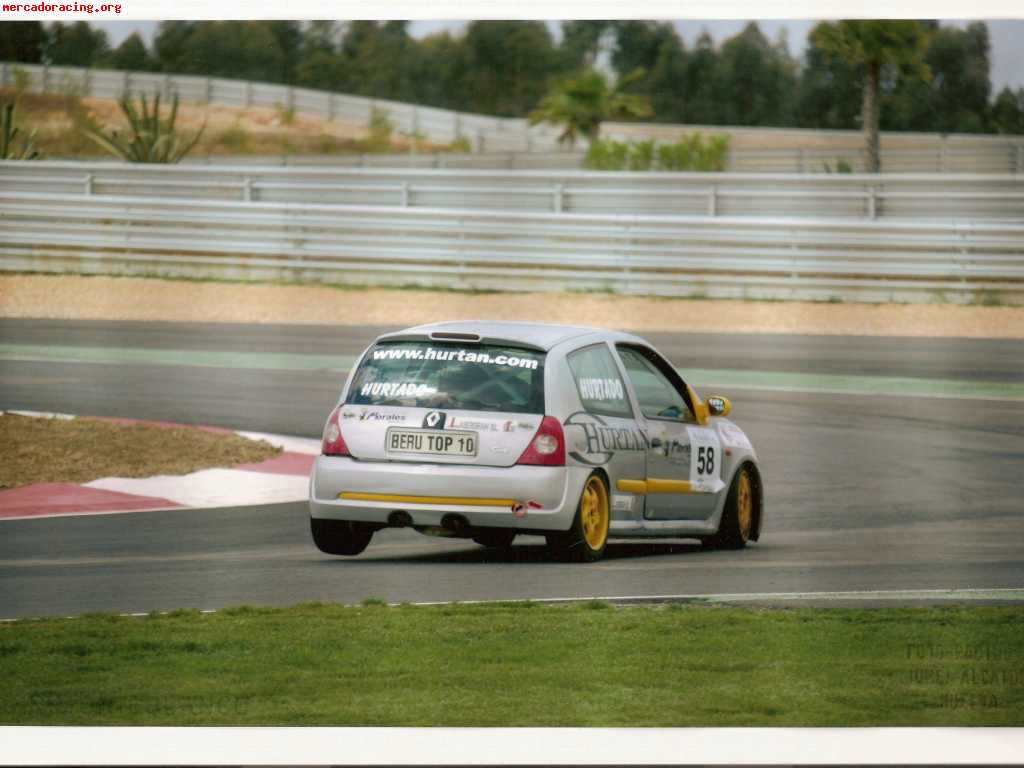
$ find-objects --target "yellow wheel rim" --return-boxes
[581,475,609,551]
[737,470,753,541]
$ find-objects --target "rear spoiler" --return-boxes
[376,332,547,353]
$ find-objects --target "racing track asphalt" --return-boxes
[1,319,1023,617]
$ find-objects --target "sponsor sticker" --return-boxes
[423,411,447,429]
[359,410,405,423]
[563,411,649,466]
[372,346,539,370]
[448,415,517,432]
[360,382,437,399]
[611,494,634,512]
[577,377,626,401]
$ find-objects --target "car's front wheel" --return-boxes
[546,472,610,562]
[704,465,755,550]
[311,518,374,556]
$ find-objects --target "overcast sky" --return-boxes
[90,19,1024,93]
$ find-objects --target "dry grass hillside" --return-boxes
[1,88,457,160]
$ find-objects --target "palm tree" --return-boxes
[528,67,653,148]
[810,21,930,173]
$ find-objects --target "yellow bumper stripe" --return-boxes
[616,478,695,495]
[339,492,516,508]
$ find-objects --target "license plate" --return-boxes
[386,428,477,457]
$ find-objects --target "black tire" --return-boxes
[472,529,517,548]
[310,518,374,556]
[708,465,755,550]
[546,473,610,562]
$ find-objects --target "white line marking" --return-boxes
[235,431,321,455]
[4,588,1022,622]
[2,409,76,420]
[406,587,1024,606]
[0,505,185,523]
[86,468,309,508]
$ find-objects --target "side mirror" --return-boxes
[706,395,732,417]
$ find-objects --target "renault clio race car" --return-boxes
[309,322,763,562]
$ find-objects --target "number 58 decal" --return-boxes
[696,445,715,476]
[687,427,722,486]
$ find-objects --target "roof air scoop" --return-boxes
[429,332,481,342]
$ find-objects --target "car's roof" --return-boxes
[377,321,645,352]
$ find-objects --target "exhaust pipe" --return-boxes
[388,511,413,528]
[441,513,469,534]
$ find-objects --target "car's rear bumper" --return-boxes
[309,456,586,532]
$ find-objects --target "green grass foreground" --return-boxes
[2,602,1022,725]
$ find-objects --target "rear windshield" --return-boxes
[346,342,546,414]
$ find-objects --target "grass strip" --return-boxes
[0,413,280,489]
[1,602,1021,725]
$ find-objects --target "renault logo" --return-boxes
[423,411,446,429]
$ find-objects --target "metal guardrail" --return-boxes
[4,62,1022,172]
[1,190,1021,304]
[3,161,1023,220]
[603,122,1024,175]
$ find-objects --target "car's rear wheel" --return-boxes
[705,465,755,550]
[546,473,610,562]
[310,518,374,556]
[472,529,517,548]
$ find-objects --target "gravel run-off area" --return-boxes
[1,274,1022,338]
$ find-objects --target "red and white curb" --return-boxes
[0,412,318,521]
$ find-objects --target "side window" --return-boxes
[566,344,633,419]
[617,346,694,422]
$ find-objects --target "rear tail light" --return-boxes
[516,416,565,466]
[321,407,350,456]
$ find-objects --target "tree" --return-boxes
[0,22,45,63]
[110,32,157,72]
[528,67,652,147]
[462,21,559,117]
[153,21,198,73]
[797,33,862,129]
[921,22,991,133]
[153,22,287,83]
[810,21,931,172]
[991,87,1024,135]
[413,31,469,111]
[266,21,302,84]
[46,21,110,67]
[682,31,722,125]
[295,21,344,91]
[558,21,608,71]
[716,22,797,127]
[610,22,688,123]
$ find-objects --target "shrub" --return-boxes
[823,158,855,173]
[1,102,42,160]
[584,138,629,170]
[585,133,731,172]
[448,135,472,153]
[274,102,296,126]
[218,124,252,153]
[80,91,205,163]
[367,107,393,153]
[627,139,655,171]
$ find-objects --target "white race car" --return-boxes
[310,321,763,561]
